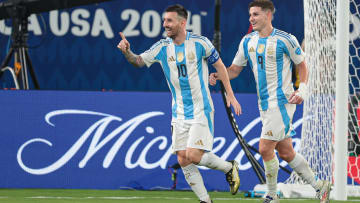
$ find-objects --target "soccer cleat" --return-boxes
[199,200,213,203]
[225,160,240,195]
[262,194,279,203]
[315,180,331,203]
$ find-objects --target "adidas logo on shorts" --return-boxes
[195,140,204,146]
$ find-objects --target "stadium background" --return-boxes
[0,0,303,92]
[0,0,315,193]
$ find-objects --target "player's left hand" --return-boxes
[288,91,304,104]
[226,94,242,116]
[209,73,218,86]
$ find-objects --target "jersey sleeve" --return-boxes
[287,34,305,65]
[202,37,220,65]
[140,41,164,68]
[232,37,248,67]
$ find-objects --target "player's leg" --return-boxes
[172,121,212,203]
[186,113,240,195]
[276,102,331,202]
[259,138,279,202]
[186,147,240,195]
[258,106,283,202]
[276,138,331,202]
[178,151,212,203]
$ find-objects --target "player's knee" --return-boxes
[177,151,190,166]
[185,149,202,164]
[278,150,295,162]
[259,147,272,158]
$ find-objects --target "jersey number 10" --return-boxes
[177,64,188,78]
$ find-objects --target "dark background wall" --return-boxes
[0,0,304,92]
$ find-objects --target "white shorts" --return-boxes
[171,113,214,153]
[260,103,296,141]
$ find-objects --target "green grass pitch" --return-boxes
[0,189,359,202]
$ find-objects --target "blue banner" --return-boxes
[0,0,304,92]
[0,91,305,191]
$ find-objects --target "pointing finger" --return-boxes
[119,32,126,40]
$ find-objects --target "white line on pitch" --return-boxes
[25,196,360,201]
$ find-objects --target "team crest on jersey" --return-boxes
[177,52,184,62]
[257,44,265,54]
[187,52,195,61]
[249,47,255,52]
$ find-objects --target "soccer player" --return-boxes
[117,4,241,203]
[209,0,331,202]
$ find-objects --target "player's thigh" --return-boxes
[187,118,214,152]
[260,103,296,141]
[171,121,191,153]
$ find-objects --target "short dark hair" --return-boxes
[165,4,188,20]
[248,0,275,14]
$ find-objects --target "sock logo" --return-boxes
[266,173,273,178]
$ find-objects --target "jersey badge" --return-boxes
[177,52,184,62]
[257,44,265,54]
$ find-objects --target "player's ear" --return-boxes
[266,9,272,19]
[181,18,187,27]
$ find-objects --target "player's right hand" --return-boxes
[209,73,218,86]
[117,32,130,53]
[226,94,242,116]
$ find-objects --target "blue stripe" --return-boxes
[279,104,291,136]
[276,40,288,105]
[195,42,213,135]
[156,46,177,118]
[243,37,254,74]
[275,31,296,48]
[243,38,251,61]
[256,38,269,110]
[175,44,194,119]
[186,32,190,40]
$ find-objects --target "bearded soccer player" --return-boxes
[210,0,331,202]
[118,4,241,203]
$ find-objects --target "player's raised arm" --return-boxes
[212,58,242,115]
[117,32,145,68]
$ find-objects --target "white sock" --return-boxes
[264,156,279,197]
[288,153,321,190]
[182,164,210,202]
[198,152,232,173]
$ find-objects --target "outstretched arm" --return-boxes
[209,64,243,85]
[212,58,242,115]
[117,32,145,68]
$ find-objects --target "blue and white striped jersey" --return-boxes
[140,32,219,125]
[233,28,305,111]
